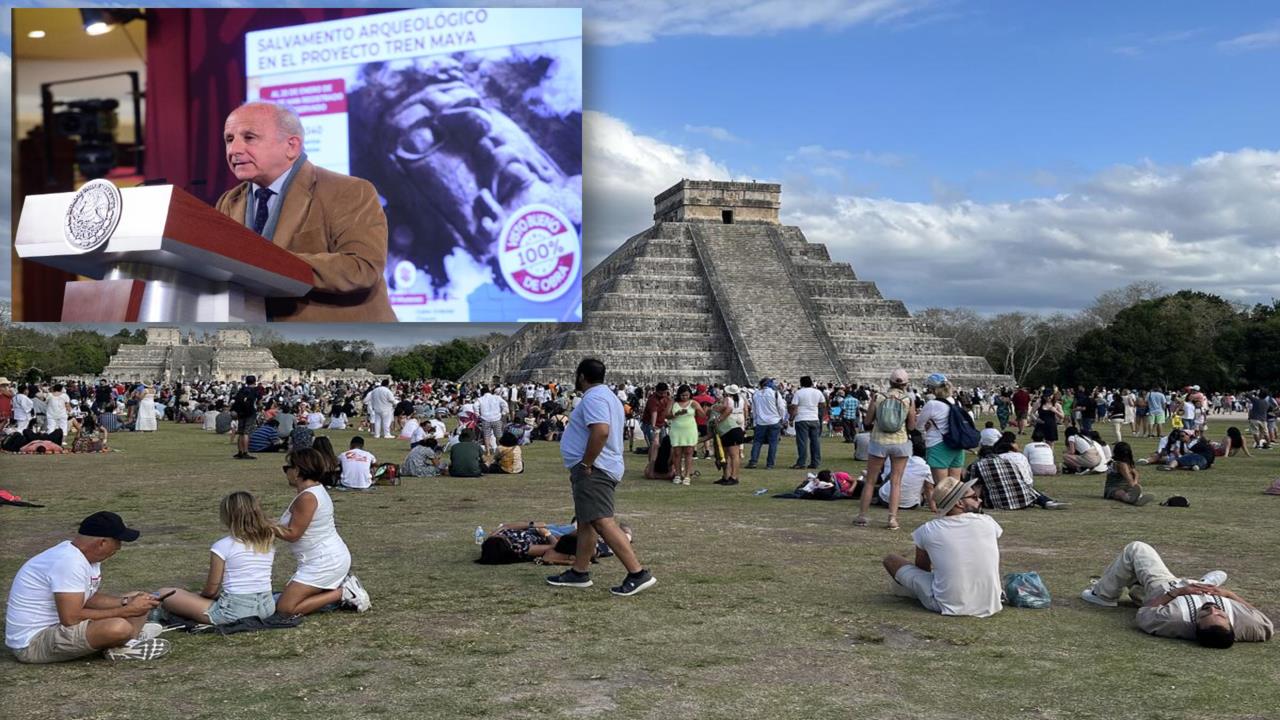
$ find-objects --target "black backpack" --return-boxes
[231,388,257,416]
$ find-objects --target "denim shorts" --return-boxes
[869,440,912,458]
[206,591,275,624]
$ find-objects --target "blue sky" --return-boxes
[5,1,1280,344]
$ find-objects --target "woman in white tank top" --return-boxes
[275,448,368,614]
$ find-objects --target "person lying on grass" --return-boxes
[882,476,1003,617]
[1211,427,1251,459]
[1081,541,1273,647]
[475,521,633,565]
[157,491,277,625]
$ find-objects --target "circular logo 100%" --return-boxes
[498,204,579,303]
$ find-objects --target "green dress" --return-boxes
[668,400,699,447]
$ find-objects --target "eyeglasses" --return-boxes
[282,465,295,473]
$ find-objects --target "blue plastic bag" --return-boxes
[1003,571,1051,609]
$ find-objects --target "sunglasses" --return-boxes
[282,464,295,473]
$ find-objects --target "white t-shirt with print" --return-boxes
[5,541,101,649]
[911,513,1004,617]
[210,536,275,595]
[340,447,377,489]
[791,387,824,422]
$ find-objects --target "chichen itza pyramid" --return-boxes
[464,180,1011,387]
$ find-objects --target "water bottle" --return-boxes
[474,525,486,544]
[753,488,768,496]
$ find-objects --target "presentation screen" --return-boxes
[246,8,582,322]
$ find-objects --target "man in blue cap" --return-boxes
[5,512,170,663]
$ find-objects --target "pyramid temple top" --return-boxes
[653,180,781,225]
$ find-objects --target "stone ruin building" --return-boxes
[100,328,299,383]
[464,179,1011,388]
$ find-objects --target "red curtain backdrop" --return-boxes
[145,8,384,204]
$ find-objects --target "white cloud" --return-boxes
[1218,27,1280,52]
[683,124,743,143]
[583,0,932,46]
[583,111,732,267]
[585,115,1280,315]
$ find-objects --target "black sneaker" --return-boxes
[610,569,657,597]
[713,477,731,485]
[789,463,806,469]
[546,569,593,588]
[745,462,758,469]
[724,478,740,486]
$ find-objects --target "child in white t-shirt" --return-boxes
[157,491,276,625]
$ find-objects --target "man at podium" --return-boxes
[217,102,396,322]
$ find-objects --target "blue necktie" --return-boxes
[252,187,274,236]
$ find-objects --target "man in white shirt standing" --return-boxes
[882,476,1004,617]
[339,436,377,489]
[747,378,788,470]
[476,387,509,455]
[6,512,169,663]
[366,379,397,440]
[12,383,35,430]
[788,376,827,469]
[546,358,656,597]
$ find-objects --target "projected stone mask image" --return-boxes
[349,56,582,297]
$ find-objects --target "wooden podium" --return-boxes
[14,184,314,322]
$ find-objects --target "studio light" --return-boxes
[80,9,144,36]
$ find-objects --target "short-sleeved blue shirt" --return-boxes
[561,384,625,481]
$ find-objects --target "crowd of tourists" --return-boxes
[3,366,1275,663]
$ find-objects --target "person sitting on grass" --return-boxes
[338,436,376,490]
[401,437,442,477]
[445,428,485,477]
[1062,427,1107,474]
[486,431,524,474]
[5,512,169,663]
[1159,430,1214,471]
[248,419,286,454]
[966,441,1069,510]
[475,521,632,565]
[1138,429,1186,466]
[274,448,369,615]
[70,413,109,453]
[310,436,342,487]
[882,476,1004,617]
[1081,541,1273,646]
[1103,442,1151,506]
[156,491,276,625]
[870,433,932,512]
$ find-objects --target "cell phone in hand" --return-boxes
[155,590,176,601]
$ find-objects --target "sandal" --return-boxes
[886,518,900,531]
[852,514,869,527]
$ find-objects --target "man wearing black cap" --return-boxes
[5,512,170,663]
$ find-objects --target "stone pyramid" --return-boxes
[464,180,1011,388]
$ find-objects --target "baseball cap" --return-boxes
[889,369,910,386]
[925,373,948,388]
[78,511,141,542]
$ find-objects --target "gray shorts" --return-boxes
[570,463,618,523]
[236,414,256,435]
[892,565,942,614]
[11,620,95,664]
[869,440,912,458]
[206,591,275,625]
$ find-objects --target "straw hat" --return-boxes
[932,475,979,514]
[725,384,740,395]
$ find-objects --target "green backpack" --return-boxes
[875,395,907,434]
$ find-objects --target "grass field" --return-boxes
[2,420,1278,720]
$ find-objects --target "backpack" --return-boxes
[231,388,256,416]
[654,434,673,474]
[372,463,400,486]
[942,400,980,450]
[875,395,907,434]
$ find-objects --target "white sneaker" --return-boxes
[1199,570,1228,586]
[1080,587,1118,607]
[341,573,372,612]
[106,637,171,661]
[137,622,164,641]
[672,475,682,485]
[682,476,691,486]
